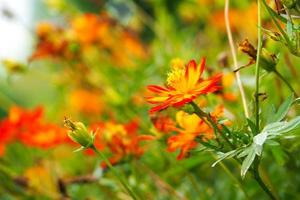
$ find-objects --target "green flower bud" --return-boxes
[260,48,277,72]
[64,118,95,148]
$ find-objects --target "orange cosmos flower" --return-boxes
[150,114,177,134]
[164,105,229,160]
[0,120,15,156]
[167,111,214,160]
[30,22,69,61]
[0,106,68,151]
[146,58,222,113]
[89,120,154,167]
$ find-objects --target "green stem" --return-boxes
[253,158,277,200]
[255,0,263,131]
[90,145,139,200]
[274,70,299,97]
[190,102,235,150]
[253,2,278,199]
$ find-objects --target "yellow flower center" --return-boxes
[166,58,185,87]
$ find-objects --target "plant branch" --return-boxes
[274,70,299,97]
[255,0,263,130]
[90,145,139,200]
[253,158,277,200]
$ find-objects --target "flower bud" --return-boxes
[238,39,277,72]
[64,118,94,148]
[260,49,277,72]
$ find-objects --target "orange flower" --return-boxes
[0,120,15,156]
[30,22,69,61]
[161,105,228,160]
[0,106,68,152]
[150,114,177,134]
[167,111,213,160]
[146,58,222,113]
[210,3,258,40]
[69,89,104,115]
[89,120,154,167]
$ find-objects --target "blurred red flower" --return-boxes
[0,106,68,155]
[89,120,154,167]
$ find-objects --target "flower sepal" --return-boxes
[64,117,96,149]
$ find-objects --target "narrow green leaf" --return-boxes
[211,149,240,167]
[247,118,258,134]
[263,116,300,139]
[286,21,293,39]
[237,146,252,158]
[293,97,300,105]
[269,94,293,123]
[241,148,256,178]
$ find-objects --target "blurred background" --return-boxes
[0,0,299,199]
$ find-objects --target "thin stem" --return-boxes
[255,0,263,130]
[274,70,299,97]
[225,0,250,118]
[253,159,277,200]
[190,102,235,150]
[90,145,139,200]
[253,2,278,199]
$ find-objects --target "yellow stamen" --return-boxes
[166,58,185,87]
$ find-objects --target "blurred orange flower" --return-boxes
[167,105,227,160]
[150,114,177,134]
[0,106,68,153]
[30,22,68,61]
[210,3,258,40]
[69,89,104,115]
[167,111,213,160]
[146,58,222,113]
[89,120,154,167]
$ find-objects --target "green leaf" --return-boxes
[237,146,252,158]
[265,116,300,137]
[293,97,300,105]
[268,94,293,123]
[211,149,241,167]
[241,147,256,178]
[286,20,294,39]
[253,132,268,155]
[247,118,258,134]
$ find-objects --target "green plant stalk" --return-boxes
[253,2,277,199]
[274,70,299,97]
[190,102,235,149]
[183,103,249,198]
[253,159,277,200]
[190,101,278,199]
[90,145,139,200]
[255,0,263,131]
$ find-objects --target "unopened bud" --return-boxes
[260,49,277,72]
[64,118,95,148]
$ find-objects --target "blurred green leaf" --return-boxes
[268,94,293,123]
